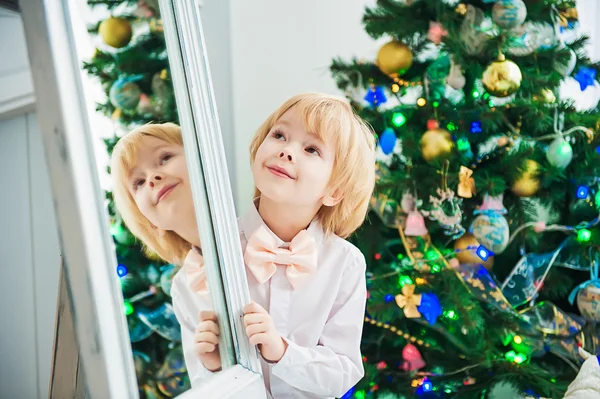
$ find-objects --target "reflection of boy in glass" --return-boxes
[179,93,376,398]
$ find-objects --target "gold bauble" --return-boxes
[376,40,413,76]
[511,159,541,197]
[454,233,494,270]
[99,17,133,48]
[420,128,454,162]
[456,3,468,16]
[482,55,522,98]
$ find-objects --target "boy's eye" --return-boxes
[306,146,320,156]
[133,179,145,190]
[272,131,285,140]
[160,153,172,164]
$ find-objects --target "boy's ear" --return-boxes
[322,189,344,207]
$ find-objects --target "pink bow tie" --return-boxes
[244,225,317,289]
[184,248,209,295]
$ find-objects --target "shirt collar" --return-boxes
[240,197,324,247]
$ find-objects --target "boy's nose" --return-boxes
[149,175,162,187]
[279,151,292,161]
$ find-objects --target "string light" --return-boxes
[426,249,439,261]
[513,335,522,344]
[116,264,129,277]
[444,309,458,320]
[476,245,492,261]
[577,229,592,243]
[417,98,427,106]
[470,121,482,133]
[392,112,407,127]
[124,300,134,316]
[399,275,414,286]
[576,185,589,199]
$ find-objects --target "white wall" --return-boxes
[0,10,61,398]
[0,113,61,399]
[229,0,382,211]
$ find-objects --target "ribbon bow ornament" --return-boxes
[184,247,209,295]
[458,166,476,198]
[395,284,422,318]
[244,225,317,289]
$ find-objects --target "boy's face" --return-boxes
[127,136,195,232]
[252,107,336,209]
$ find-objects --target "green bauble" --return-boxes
[546,136,573,169]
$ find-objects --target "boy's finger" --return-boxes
[243,301,266,315]
[199,310,217,322]
[195,320,220,335]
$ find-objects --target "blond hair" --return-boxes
[110,123,190,265]
[249,93,376,238]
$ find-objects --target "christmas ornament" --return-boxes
[128,314,154,342]
[109,76,142,111]
[427,21,447,45]
[395,284,422,318]
[546,136,573,169]
[448,58,466,90]
[471,194,510,254]
[160,264,177,296]
[364,85,387,107]
[376,40,413,76]
[133,350,151,381]
[418,293,442,325]
[492,0,527,30]
[137,303,181,341]
[488,381,523,399]
[572,281,600,322]
[378,128,396,154]
[404,210,428,236]
[511,159,540,197]
[455,3,467,16]
[426,55,451,102]
[454,233,494,270]
[401,344,426,371]
[574,67,597,91]
[370,164,404,228]
[554,47,577,77]
[533,88,556,104]
[151,72,172,116]
[460,5,491,55]
[149,18,164,36]
[457,166,475,198]
[99,17,133,48]
[156,346,191,397]
[559,7,579,28]
[506,22,556,57]
[422,187,465,238]
[502,239,568,306]
[420,123,454,162]
[482,54,522,98]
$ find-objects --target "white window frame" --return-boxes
[19,0,265,397]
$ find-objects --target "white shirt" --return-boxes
[171,200,367,398]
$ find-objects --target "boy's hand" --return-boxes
[243,301,288,363]
[194,311,222,372]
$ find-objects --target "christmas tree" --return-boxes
[83,1,188,397]
[331,1,600,398]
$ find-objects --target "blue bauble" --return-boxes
[379,128,397,154]
[109,77,142,110]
